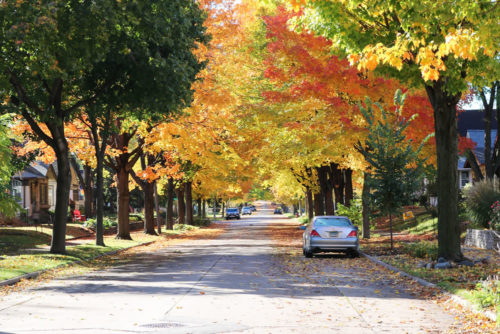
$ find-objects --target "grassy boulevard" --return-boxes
[0,223,225,291]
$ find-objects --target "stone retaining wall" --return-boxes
[464,229,500,250]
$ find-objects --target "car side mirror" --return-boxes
[299,225,306,230]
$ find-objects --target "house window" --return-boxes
[461,171,470,188]
[40,184,48,205]
[11,180,22,203]
[48,185,54,206]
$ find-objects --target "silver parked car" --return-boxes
[241,207,252,215]
[302,216,359,258]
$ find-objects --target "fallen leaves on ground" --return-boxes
[265,220,498,333]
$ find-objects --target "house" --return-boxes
[11,161,82,219]
[457,109,498,188]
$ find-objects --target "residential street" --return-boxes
[0,208,460,333]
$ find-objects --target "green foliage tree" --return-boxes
[0,0,208,252]
[294,0,500,261]
[357,90,428,250]
[0,115,20,218]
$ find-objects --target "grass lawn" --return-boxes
[0,222,225,282]
[0,235,154,281]
[1,224,91,239]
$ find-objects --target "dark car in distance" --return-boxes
[274,208,282,214]
[225,208,240,220]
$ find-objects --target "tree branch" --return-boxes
[20,109,55,147]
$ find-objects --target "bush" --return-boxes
[489,201,500,230]
[192,217,211,227]
[297,216,309,225]
[129,213,144,222]
[174,224,198,231]
[84,217,117,229]
[402,241,438,260]
[474,275,499,309]
[463,180,500,228]
[336,198,362,226]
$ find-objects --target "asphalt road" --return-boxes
[0,208,458,333]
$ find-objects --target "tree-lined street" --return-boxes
[0,206,463,333]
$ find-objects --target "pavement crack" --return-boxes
[163,254,224,316]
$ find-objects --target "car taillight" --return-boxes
[310,230,320,237]
[347,230,357,237]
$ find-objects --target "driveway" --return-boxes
[0,210,459,333]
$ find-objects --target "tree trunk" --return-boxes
[213,198,217,219]
[306,188,314,220]
[222,201,225,217]
[202,199,206,218]
[333,167,345,206]
[185,181,194,225]
[197,198,202,218]
[480,82,498,179]
[83,165,94,218]
[362,172,371,239]
[94,150,105,246]
[425,82,463,261]
[389,212,393,251]
[143,181,156,235]
[176,186,185,225]
[89,111,111,248]
[313,190,324,216]
[318,166,334,215]
[50,139,71,254]
[166,178,174,230]
[116,166,131,239]
[344,169,353,207]
[154,182,161,234]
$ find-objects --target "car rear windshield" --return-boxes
[227,209,238,213]
[314,218,351,227]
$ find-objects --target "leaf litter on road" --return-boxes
[264,220,498,333]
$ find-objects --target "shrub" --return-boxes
[489,201,500,230]
[474,275,499,309]
[463,180,500,229]
[174,224,198,231]
[129,213,144,222]
[297,216,309,225]
[402,241,438,260]
[336,198,362,226]
[84,217,116,229]
[192,217,211,227]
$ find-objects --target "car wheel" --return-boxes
[348,250,360,258]
[303,247,313,258]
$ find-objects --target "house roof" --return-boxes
[13,165,45,180]
[466,130,497,165]
[30,161,50,177]
[458,109,498,137]
[466,129,497,148]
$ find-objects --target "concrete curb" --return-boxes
[361,251,497,323]
[0,240,155,288]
